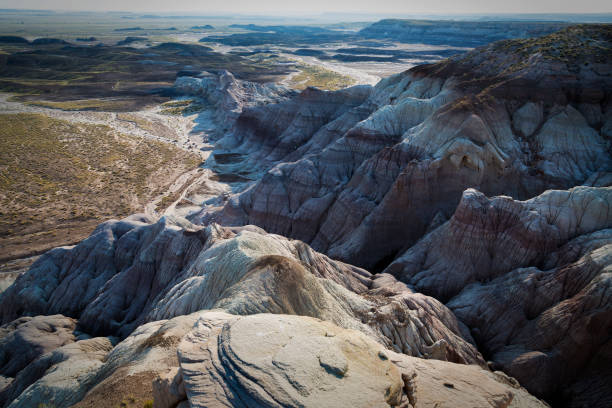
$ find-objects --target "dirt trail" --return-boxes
[0,94,206,154]
[0,94,238,264]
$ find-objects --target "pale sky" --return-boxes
[0,0,610,14]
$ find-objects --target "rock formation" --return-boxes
[1,25,610,407]
[384,186,612,404]
[1,311,547,408]
[176,312,546,408]
[0,214,482,365]
[193,25,609,405]
[200,25,611,272]
[174,70,296,136]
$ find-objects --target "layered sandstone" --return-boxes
[200,26,611,272]
[385,186,612,403]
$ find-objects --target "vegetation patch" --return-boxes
[0,113,200,261]
[156,191,182,212]
[24,98,137,111]
[161,99,193,108]
[490,25,611,72]
[0,40,293,111]
[289,63,355,91]
[160,99,206,115]
[71,370,157,408]
[138,331,181,351]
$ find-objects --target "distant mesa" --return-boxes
[139,60,177,66]
[200,24,348,47]
[358,19,571,46]
[329,53,398,62]
[31,38,70,45]
[75,37,97,42]
[114,27,143,31]
[116,36,148,46]
[153,42,214,56]
[292,48,327,57]
[200,20,577,49]
[0,35,28,43]
[229,24,336,35]
[191,24,214,30]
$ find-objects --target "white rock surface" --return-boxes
[0,216,483,367]
[176,312,547,408]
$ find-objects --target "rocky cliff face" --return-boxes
[202,25,611,271]
[0,217,510,407]
[385,186,612,403]
[1,25,610,408]
[0,214,483,365]
[191,25,610,405]
[174,70,296,136]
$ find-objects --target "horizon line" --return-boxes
[2,9,612,16]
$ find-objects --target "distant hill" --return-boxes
[359,19,571,46]
[0,36,28,43]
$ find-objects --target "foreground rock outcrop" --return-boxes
[385,186,612,405]
[1,311,548,408]
[177,312,546,408]
[0,214,482,366]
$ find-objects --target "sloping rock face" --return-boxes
[4,337,113,408]
[177,313,546,408]
[201,25,612,272]
[173,70,296,135]
[0,314,114,408]
[0,215,482,366]
[2,311,547,408]
[0,315,77,405]
[0,315,76,382]
[1,311,203,408]
[213,84,375,167]
[386,186,612,301]
[385,186,612,404]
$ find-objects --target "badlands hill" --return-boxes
[0,25,611,408]
[204,25,611,269]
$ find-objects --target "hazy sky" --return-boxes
[0,0,610,14]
